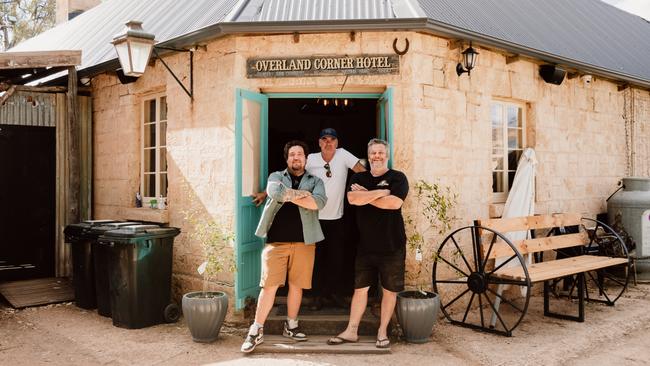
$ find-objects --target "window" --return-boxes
[491,101,525,202]
[141,95,168,203]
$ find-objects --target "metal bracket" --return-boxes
[152,47,193,100]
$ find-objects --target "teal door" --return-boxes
[377,87,394,167]
[235,89,268,310]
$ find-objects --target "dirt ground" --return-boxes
[2,284,650,366]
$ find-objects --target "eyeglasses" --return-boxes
[324,163,332,178]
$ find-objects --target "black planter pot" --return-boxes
[396,291,440,343]
[182,291,228,343]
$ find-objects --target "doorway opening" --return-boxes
[0,124,56,281]
[267,97,378,172]
[267,96,379,304]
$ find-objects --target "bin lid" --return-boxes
[83,219,118,225]
[89,221,143,234]
[64,219,121,238]
[100,226,180,241]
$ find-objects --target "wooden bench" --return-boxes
[432,213,631,336]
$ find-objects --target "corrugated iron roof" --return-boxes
[10,0,239,73]
[255,0,396,21]
[416,0,650,85]
[7,0,650,86]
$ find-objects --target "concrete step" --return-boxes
[265,305,381,336]
[254,335,390,354]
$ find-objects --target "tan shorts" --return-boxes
[260,242,316,289]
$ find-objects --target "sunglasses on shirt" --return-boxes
[324,163,332,178]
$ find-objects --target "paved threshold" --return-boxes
[253,335,390,354]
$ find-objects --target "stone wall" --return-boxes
[91,30,649,309]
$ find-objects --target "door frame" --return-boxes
[234,89,394,309]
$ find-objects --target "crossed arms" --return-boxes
[347,183,404,210]
[266,175,327,210]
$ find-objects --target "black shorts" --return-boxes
[354,251,405,293]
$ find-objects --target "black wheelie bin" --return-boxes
[88,221,144,317]
[99,225,181,329]
[64,220,119,309]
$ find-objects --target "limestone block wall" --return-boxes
[630,89,650,177]
[91,29,647,305]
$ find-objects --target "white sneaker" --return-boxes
[240,328,264,353]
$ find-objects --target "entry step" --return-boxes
[265,305,382,336]
[254,335,390,354]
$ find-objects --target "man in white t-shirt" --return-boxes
[305,128,366,309]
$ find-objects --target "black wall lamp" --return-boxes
[456,42,479,76]
[112,20,194,99]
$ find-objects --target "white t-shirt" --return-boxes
[306,148,360,220]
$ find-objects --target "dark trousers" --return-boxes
[312,218,349,296]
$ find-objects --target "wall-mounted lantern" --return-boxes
[111,21,155,78]
[112,20,194,99]
[456,42,479,76]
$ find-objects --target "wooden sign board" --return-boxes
[247,54,399,78]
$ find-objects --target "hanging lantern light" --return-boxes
[111,20,155,77]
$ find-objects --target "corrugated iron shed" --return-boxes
[6,0,650,87]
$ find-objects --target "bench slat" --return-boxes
[484,232,590,259]
[479,213,582,233]
[493,255,628,282]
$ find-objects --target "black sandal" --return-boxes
[375,338,390,348]
[327,336,358,345]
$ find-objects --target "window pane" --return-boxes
[491,104,502,128]
[149,99,157,122]
[144,123,155,148]
[492,156,503,170]
[144,99,156,123]
[160,173,168,198]
[508,171,516,190]
[160,147,167,172]
[144,148,155,173]
[492,127,503,150]
[507,128,521,149]
[508,150,522,170]
[144,173,155,197]
[493,171,505,193]
[507,106,521,128]
[160,122,167,146]
[160,97,167,121]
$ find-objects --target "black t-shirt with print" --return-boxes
[349,169,409,255]
[267,173,305,243]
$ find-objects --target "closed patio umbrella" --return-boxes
[490,147,537,327]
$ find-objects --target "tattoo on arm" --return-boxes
[281,189,310,202]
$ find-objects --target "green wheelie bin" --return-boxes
[99,225,181,329]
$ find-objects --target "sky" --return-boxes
[601,0,650,19]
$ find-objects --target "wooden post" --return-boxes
[67,66,80,224]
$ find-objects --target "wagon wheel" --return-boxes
[433,226,532,336]
[546,218,631,305]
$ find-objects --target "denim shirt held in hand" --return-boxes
[255,169,327,244]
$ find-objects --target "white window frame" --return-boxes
[140,94,168,206]
[491,100,526,203]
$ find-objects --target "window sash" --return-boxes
[492,101,525,203]
[141,95,168,202]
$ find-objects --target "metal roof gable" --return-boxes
[7,0,650,88]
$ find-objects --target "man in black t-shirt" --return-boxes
[327,138,409,349]
[241,140,327,353]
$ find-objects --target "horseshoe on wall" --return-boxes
[393,37,409,55]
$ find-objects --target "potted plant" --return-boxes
[397,180,457,343]
[181,204,235,343]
